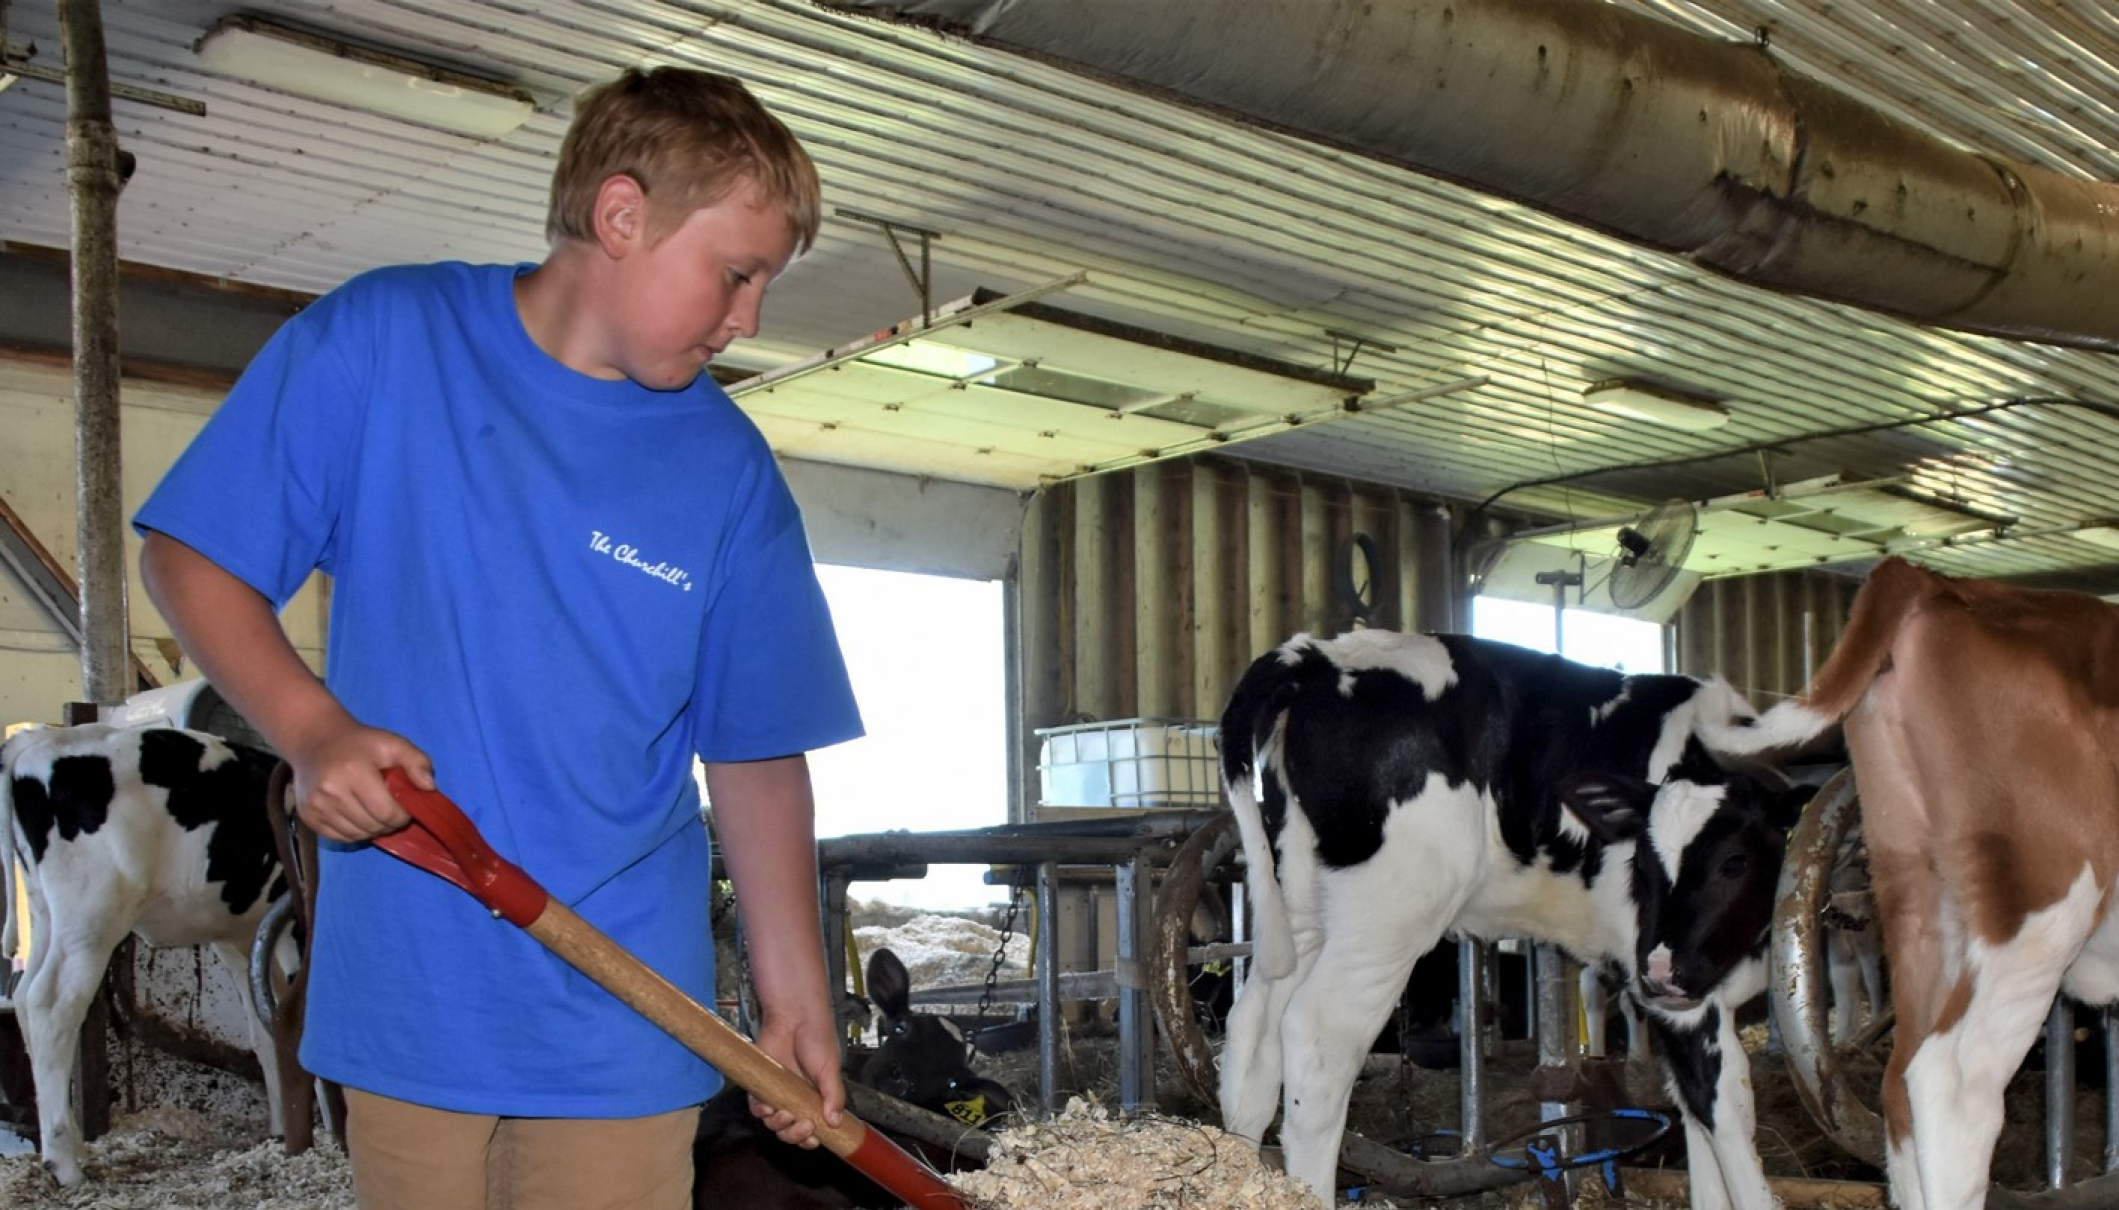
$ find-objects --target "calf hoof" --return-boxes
[44,1155,86,1188]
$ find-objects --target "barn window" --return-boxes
[809,564,1008,911]
[1471,596,1667,674]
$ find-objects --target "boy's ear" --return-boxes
[592,173,649,256]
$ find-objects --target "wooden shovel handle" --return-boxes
[378,773,971,1210]
[523,901,967,1209]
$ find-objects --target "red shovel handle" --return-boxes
[376,769,548,926]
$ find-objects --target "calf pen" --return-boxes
[16,788,2119,1207]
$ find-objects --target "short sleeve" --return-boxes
[689,509,864,762]
[134,290,370,606]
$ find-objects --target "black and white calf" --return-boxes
[2,723,290,1186]
[693,947,1015,1209]
[1217,631,1804,1210]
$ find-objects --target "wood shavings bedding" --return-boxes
[0,1110,353,1210]
[948,1097,1322,1210]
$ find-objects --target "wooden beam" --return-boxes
[0,491,160,694]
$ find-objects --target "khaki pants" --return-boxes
[346,1087,699,1210]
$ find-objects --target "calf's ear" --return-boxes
[866,947,912,1024]
[1559,771,1655,842]
[1764,779,1818,831]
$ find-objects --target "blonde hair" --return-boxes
[547,67,820,251]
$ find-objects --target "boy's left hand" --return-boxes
[748,1010,846,1148]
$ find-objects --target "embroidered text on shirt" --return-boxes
[590,530,693,591]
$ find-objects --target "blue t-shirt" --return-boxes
[134,262,864,1116]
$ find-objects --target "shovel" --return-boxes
[375,768,973,1210]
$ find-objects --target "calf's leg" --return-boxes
[1275,839,1467,1202]
[1275,928,1435,1200]
[20,915,131,1186]
[1650,1002,1774,1210]
[1218,963,1295,1143]
[1826,929,1868,1044]
[210,937,289,1147]
[1894,877,2097,1210]
[1221,810,1328,1145]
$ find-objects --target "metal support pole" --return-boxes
[2048,998,2076,1189]
[1533,942,1580,1198]
[1535,943,1575,1120]
[819,870,855,1038]
[2105,1010,2119,1172]
[1115,854,1155,1113]
[60,0,132,708]
[1036,861,1062,1116]
[1458,937,1488,1151]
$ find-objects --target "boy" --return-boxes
[135,67,862,1209]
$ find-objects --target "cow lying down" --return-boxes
[1217,630,1806,1210]
[2,723,292,1187]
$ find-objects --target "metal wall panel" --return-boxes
[1018,455,1456,813]
[1673,570,1862,705]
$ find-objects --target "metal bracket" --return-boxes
[837,208,942,325]
[1327,328,1400,379]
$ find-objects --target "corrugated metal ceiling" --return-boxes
[3,0,2118,587]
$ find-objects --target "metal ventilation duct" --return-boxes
[820,0,2119,352]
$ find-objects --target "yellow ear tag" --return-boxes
[944,1094,988,1126]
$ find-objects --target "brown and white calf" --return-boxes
[1219,630,1806,1210]
[1705,556,2119,1210]
[2,722,290,1186]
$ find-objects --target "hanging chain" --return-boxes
[1397,988,1418,1141]
[966,878,1025,1066]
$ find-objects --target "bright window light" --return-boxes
[808,565,1008,910]
[861,340,1001,380]
[1472,596,1667,674]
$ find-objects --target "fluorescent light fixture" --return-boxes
[194,15,534,138]
[1583,378,1730,433]
[2074,524,2119,553]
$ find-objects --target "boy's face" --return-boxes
[609,178,799,391]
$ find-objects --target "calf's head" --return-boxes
[1562,752,1808,1011]
[858,948,1013,1128]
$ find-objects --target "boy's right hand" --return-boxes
[285,716,435,843]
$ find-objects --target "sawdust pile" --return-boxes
[854,909,1031,991]
[949,1097,1322,1210]
[0,1109,352,1209]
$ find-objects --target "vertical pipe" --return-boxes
[1002,575,1027,825]
[1457,937,1487,1151]
[2049,998,2076,1188]
[1115,854,1155,1112]
[2104,1009,2119,1172]
[1534,943,1580,1199]
[820,871,853,1039]
[1535,943,1574,1124]
[60,0,131,707]
[1036,862,1061,1115]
